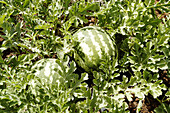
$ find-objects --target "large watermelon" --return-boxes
[72,26,116,72]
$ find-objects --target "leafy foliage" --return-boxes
[0,0,169,112]
[154,103,170,113]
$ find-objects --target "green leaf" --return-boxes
[143,70,150,80]
[90,90,97,108]
[128,76,137,86]
[0,55,4,64]
[80,3,100,14]
[158,36,168,45]
[34,23,53,30]
[63,0,71,10]
[154,103,170,113]
[0,1,9,6]
[0,14,6,25]
[23,0,30,8]
[162,47,169,58]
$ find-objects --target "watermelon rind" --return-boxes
[32,58,61,84]
[72,26,116,72]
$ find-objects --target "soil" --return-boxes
[127,70,170,113]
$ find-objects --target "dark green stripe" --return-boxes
[82,29,100,67]
[98,30,115,56]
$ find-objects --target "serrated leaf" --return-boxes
[158,36,168,45]
[154,103,170,113]
[0,55,4,63]
[128,76,136,86]
[0,1,8,6]
[143,70,150,80]
[0,14,6,25]
[162,47,169,58]
[79,3,100,14]
[34,23,53,30]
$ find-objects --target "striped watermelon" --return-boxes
[32,58,61,84]
[73,26,116,72]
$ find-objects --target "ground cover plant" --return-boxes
[0,0,169,112]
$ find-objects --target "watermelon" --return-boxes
[72,26,116,72]
[32,58,61,84]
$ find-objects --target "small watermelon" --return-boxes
[32,58,61,84]
[72,26,116,72]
